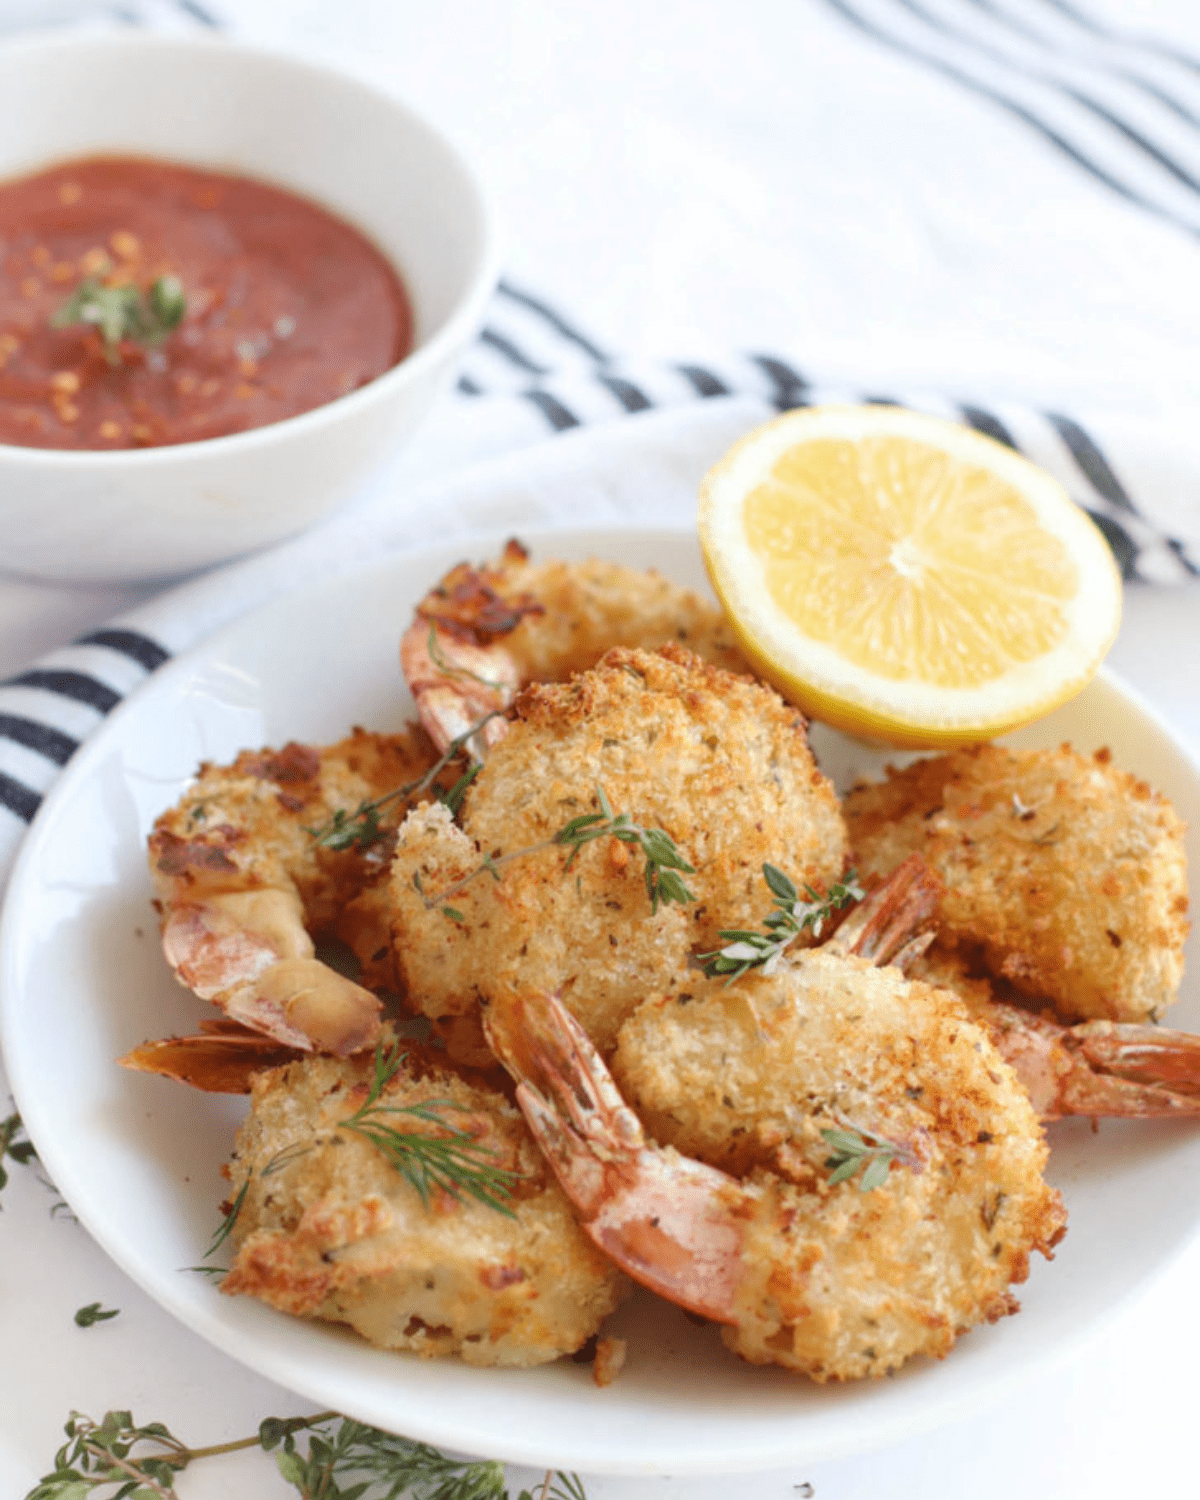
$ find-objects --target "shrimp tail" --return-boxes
[983,1003,1200,1121]
[118,1019,301,1093]
[485,992,748,1322]
[827,853,941,971]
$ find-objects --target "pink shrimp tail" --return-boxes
[486,992,747,1322]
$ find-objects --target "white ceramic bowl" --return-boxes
[0,32,499,585]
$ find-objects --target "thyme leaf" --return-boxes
[821,1124,917,1191]
[698,865,865,982]
[0,1110,38,1205]
[338,1041,520,1217]
[73,1303,120,1328]
[424,784,696,917]
[552,786,696,913]
[51,271,186,365]
[306,711,503,850]
[26,1407,587,1500]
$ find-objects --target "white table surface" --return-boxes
[4,0,1200,1495]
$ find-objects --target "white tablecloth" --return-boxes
[4,1,1200,1496]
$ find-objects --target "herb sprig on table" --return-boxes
[51,270,186,365]
[26,1407,588,1500]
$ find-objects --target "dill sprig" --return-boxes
[698,864,865,981]
[51,270,186,366]
[339,1041,520,1217]
[821,1124,916,1192]
[307,712,503,851]
[26,1407,587,1500]
[426,785,696,918]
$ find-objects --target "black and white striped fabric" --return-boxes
[0,275,1192,879]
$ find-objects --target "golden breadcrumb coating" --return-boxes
[150,727,440,990]
[843,743,1189,1023]
[388,644,848,1055]
[612,951,1066,1381]
[222,1045,627,1366]
[424,544,747,681]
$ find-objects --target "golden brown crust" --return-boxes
[222,1044,627,1366]
[843,742,1189,1023]
[389,644,848,1054]
[453,550,749,681]
[613,951,1066,1381]
[151,727,441,987]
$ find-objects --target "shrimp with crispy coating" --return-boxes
[399,540,747,758]
[844,742,1189,1024]
[130,728,448,1070]
[220,1039,628,1366]
[389,643,849,1059]
[485,862,1067,1382]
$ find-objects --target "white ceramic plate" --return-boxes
[2,525,1199,1477]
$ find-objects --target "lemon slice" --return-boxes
[698,405,1122,747]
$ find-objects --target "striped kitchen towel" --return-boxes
[0,302,1194,893]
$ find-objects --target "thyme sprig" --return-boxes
[698,864,865,981]
[51,271,186,366]
[307,712,503,851]
[26,1407,587,1500]
[821,1124,917,1192]
[553,786,696,913]
[426,785,696,918]
[0,1110,37,1205]
[339,1041,520,1217]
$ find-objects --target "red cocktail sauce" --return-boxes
[0,155,413,450]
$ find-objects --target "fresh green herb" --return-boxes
[338,1042,519,1217]
[821,1125,915,1192]
[26,1407,587,1500]
[73,1303,120,1328]
[552,786,696,913]
[307,711,503,850]
[51,271,186,365]
[0,1111,38,1204]
[427,785,696,918]
[698,865,865,982]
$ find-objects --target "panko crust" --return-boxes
[844,743,1189,1024]
[428,546,747,681]
[222,1045,627,1366]
[389,644,848,1054]
[613,951,1066,1381]
[150,727,440,988]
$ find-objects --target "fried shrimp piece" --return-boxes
[909,946,1200,1121]
[389,644,848,1057]
[844,742,1189,1024]
[486,879,1066,1382]
[400,540,746,757]
[141,728,442,1060]
[221,1043,628,1366]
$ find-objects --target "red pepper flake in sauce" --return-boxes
[0,155,413,451]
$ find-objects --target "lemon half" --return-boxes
[698,405,1122,747]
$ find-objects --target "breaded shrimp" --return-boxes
[844,742,1189,1024]
[388,644,848,1058]
[142,728,445,1059]
[486,869,1065,1382]
[910,945,1200,1121]
[221,1041,628,1366]
[399,540,746,757]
